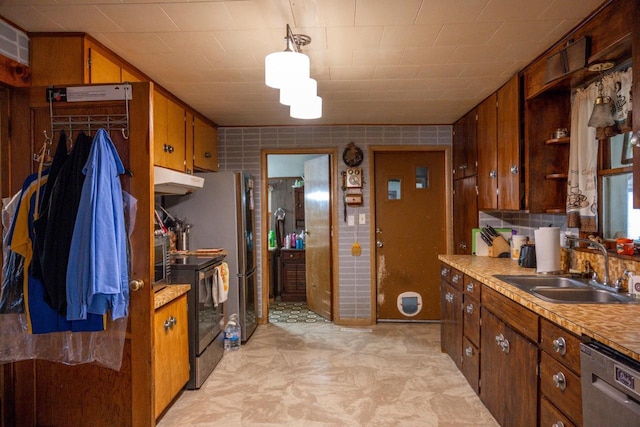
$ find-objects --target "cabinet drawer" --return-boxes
[450,268,464,292]
[462,336,480,395]
[281,250,305,260]
[463,275,481,301]
[482,285,538,342]
[540,352,582,426]
[462,295,480,348]
[440,262,452,282]
[540,396,576,427]
[540,318,582,375]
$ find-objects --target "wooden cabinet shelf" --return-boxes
[545,173,568,180]
[545,137,570,145]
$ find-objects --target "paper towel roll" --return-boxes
[534,227,561,273]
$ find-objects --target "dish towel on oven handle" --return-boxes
[215,262,229,306]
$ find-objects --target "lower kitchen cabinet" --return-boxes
[480,308,538,426]
[154,294,189,419]
[440,264,463,369]
[461,276,481,393]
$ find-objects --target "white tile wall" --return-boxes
[218,125,452,321]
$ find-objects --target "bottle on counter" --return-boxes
[268,230,276,249]
[223,314,241,351]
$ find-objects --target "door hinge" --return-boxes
[475,186,479,196]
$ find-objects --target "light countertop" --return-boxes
[154,284,190,310]
[439,255,640,362]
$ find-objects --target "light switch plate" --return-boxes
[347,215,355,226]
[631,275,640,296]
[359,214,366,224]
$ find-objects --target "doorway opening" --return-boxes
[260,149,338,324]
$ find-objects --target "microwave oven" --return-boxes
[154,234,171,283]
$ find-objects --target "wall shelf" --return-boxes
[545,137,570,145]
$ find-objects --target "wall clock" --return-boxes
[342,142,363,167]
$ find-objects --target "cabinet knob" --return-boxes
[510,165,518,174]
[167,145,174,153]
[452,274,461,284]
[552,422,565,427]
[441,267,450,277]
[466,304,474,315]
[489,170,497,178]
[163,144,169,152]
[466,283,475,292]
[552,337,567,355]
[204,152,212,158]
[465,346,474,357]
[129,279,144,291]
[459,242,467,250]
[552,372,566,391]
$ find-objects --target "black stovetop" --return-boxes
[170,254,225,270]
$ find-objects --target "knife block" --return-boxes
[487,236,511,258]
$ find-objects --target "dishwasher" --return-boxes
[581,341,640,426]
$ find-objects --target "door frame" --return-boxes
[259,148,339,323]
[368,145,453,322]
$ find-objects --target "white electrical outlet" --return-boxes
[359,214,366,225]
[631,275,640,296]
[347,215,355,226]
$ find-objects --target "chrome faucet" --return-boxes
[566,236,611,288]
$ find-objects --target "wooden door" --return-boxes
[374,151,446,321]
[477,93,497,210]
[497,75,521,210]
[304,155,332,320]
[10,82,154,426]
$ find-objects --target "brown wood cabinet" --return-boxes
[453,175,477,255]
[440,264,463,369]
[280,249,306,302]
[154,89,187,172]
[30,33,146,86]
[452,108,478,179]
[461,276,481,394]
[294,187,305,229]
[480,308,538,427]
[154,294,189,419]
[193,115,218,172]
[477,75,521,211]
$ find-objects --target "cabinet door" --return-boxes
[477,93,498,210]
[153,91,185,172]
[453,176,477,255]
[154,296,189,419]
[440,280,462,369]
[452,116,466,178]
[481,309,538,427]
[464,108,478,176]
[193,116,218,171]
[166,100,186,171]
[496,75,521,210]
[88,47,121,84]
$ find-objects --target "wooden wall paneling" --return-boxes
[633,0,639,208]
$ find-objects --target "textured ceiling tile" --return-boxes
[160,2,235,32]
[0,5,65,31]
[434,22,502,46]
[224,0,294,30]
[327,26,384,49]
[330,66,375,80]
[355,0,423,26]
[476,0,552,22]
[401,46,456,65]
[30,5,123,33]
[372,65,421,79]
[291,0,355,27]
[97,4,180,32]
[352,48,405,66]
[538,0,605,20]
[415,0,489,25]
[416,64,466,79]
[380,25,442,48]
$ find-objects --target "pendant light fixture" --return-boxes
[587,62,615,128]
[265,24,322,119]
[265,25,311,89]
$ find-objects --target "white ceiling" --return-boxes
[0,0,604,127]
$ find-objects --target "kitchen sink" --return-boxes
[494,275,639,304]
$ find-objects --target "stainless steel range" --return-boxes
[169,254,226,389]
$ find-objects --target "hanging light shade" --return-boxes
[265,50,309,89]
[587,61,615,128]
[290,96,322,119]
[280,78,317,106]
[265,25,311,89]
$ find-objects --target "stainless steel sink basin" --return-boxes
[494,275,589,291]
[531,287,637,304]
[493,275,638,304]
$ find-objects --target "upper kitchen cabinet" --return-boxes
[192,115,219,172]
[30,33,146,86]
[477,74,521,211]
[521,0,634,212]
[452,108,478,179]
[633,0,640,209]
[154,89,187,172]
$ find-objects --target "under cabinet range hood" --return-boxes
[154,166,205,195]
